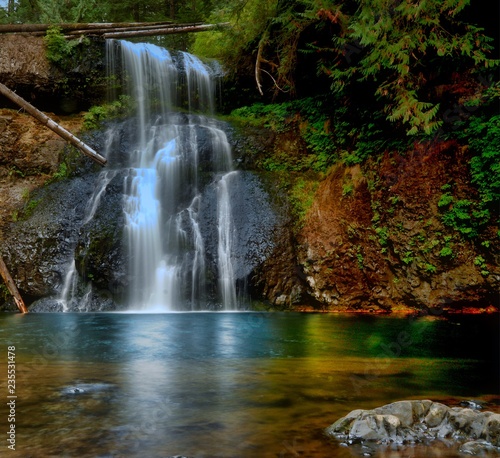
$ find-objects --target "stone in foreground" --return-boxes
[325,400,500,455]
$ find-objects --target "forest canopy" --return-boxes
[1,0,498,137]
[191,0,499,136]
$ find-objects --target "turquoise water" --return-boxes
[0,312,498,457]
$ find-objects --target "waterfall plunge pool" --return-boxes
[0,312,498,457]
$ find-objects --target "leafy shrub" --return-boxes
[83,96,134,130]
[439,246,454,258]
[44,26,89,70]
[231,97,338,172]
[467,114,500,208]
[424,263,437,274]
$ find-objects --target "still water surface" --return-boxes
[0,312,498,457]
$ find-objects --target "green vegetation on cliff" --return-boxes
[206,0,499,242]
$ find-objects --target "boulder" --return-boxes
[326,400,500,454]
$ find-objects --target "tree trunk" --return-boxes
[63,22,202,37]
[0,22,173,34]
[170,0,176,20]
[0,82,107,166]
[7,0,14,16]
[0,256,28,314]
[103,22,229,39]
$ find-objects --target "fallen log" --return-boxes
[64,22,203,37]
[103,22,230,39]
[0,82,107,166]
[0,21,174,34]
[0,255,28,313]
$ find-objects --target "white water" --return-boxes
[111,40,238,311]
[218,171,238,309]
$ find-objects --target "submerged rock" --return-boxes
[326,400,500,455]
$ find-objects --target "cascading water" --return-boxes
[108,40,239,311]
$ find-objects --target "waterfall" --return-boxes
[107,40,239,311]
[218,171,238,309]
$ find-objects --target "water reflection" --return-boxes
[0,312,498,457]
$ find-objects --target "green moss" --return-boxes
[83,95,134,130]
[439,246,454,258]
[289,177,319,228]
[22,198,41,219]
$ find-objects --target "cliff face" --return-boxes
[0,35,55,90]
[0,34,104,113]
[0,109,85,239]
[218,121,500,313]
[0,109,498,312]
[297,140,499,312]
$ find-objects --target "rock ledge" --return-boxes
[325,400,500,456]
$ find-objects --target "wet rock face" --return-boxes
[325,400,500,455]
[0,122,128,310]
[2,118,284,310]
[198,171,279,284]
[74,170,129,301]
[228,126,307,307]
[298,164,391,311]
[2,176,96,299]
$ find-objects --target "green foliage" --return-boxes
[289,177,318,226]
[424,263,437,274]
[438,115,500,239]
[439,246,454,258]
[466,114,500,209]
[346,123,385,165]
[191,0,277,69]
[473,255,489,276]
[375,226,389,247]
[438,192,454,208]
[231,97,338,172]
[0,284,10,304]
[22,198,41,219]
[434,111,500,240]
[83,96,134,130]
[401,250,414,265]
[356,249,364,270]
[52,162,69,180]
[342,183,353,197]
[231,96,411,170]
[2,0,208,24]
[197,0,498,137]
[8,166,25,178]
[44,26,88,69]
[327,0,498,135]
[38,0,109,23]
[441,199,483,238]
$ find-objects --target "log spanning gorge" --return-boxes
[41,40,277,312]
